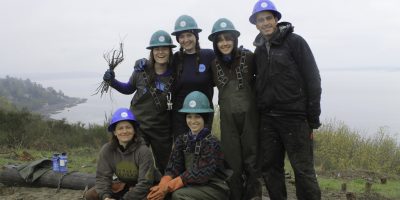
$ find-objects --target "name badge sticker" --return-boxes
[198,64,206,73]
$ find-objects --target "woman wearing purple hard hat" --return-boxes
[249,0,322,200]
[85,108,158,200]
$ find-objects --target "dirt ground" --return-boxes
[0,185,85,200]
[1,183,393,200]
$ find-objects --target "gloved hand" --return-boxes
[147,176,172,200]
[103,69,115,82]
[147,185,168,200]
[166,176,184,192]
[134,58,148,72]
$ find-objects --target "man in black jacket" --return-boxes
[249,0,322,199]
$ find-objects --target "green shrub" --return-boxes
[0,108,108,150]
[314,120,400,175]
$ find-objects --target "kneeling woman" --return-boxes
[147,91,230,200]
[85,108,156,200]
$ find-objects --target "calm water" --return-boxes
[34,69,400,141]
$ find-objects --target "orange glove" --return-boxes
[147,185,168,200]
[167,176,184,192]
[159,175,173,185]
[147,176,172,200]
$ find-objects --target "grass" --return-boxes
[318,177,400,199]
[283,158,400,199]
[0,147,98,174]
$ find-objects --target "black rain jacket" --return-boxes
[253,22,322,129]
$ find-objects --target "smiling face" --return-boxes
[255,11,278,39]
[178,32,197,54]
[114,121,135,146]
[152,46,170,64]
[216,33,234,55]
[186,113,204,135]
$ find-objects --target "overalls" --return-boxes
[131,69,173,173]
[170,133,230,200]
[214,50,261,200]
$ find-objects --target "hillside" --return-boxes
[0,76,86,115]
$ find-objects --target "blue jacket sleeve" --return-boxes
[110,78,136,95]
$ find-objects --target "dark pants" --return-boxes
[140,130,172,174]
[220,111,261,200]
[170,181,229,200]
[259,115,321,200]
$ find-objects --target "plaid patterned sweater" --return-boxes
[164,128,225,185]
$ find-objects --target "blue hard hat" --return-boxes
[108,108,139,132]
[249,0,281,25]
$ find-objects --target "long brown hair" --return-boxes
[213,32,238,65]
[147,48,174,85]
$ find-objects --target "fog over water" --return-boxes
[13,68,398,143]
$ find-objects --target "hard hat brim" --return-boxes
[146,44,177,50]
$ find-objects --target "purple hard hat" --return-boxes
[108,108,139,132]
[249,0,282,25]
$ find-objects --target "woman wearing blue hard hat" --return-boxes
[170,15,215,141]
[85,108,157,200]
[208,18,261,200]
[147,91,230,200]
[102,30,176,174]
[249,0,322,200]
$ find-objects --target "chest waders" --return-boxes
[178,134,230,199]
[215,51,261,200]
[130,70,174,173]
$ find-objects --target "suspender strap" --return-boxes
[142,72,162,110]
[216,50,247,89]
[142,70,174,111]
[184,133,213,156]
[216,61,228,88]
[163,76,174,95]
[236,49,247,89]
[183,134,189,152]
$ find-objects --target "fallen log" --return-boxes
[0,165,95,190]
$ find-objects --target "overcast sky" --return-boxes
[1,0,399,77]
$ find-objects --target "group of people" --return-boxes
[85,0,322,199]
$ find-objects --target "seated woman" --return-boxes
[85,108,156,200]
[147,91,230,200]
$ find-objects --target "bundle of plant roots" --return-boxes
[94,43,124,97]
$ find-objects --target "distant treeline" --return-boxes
[0,76,86,113]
